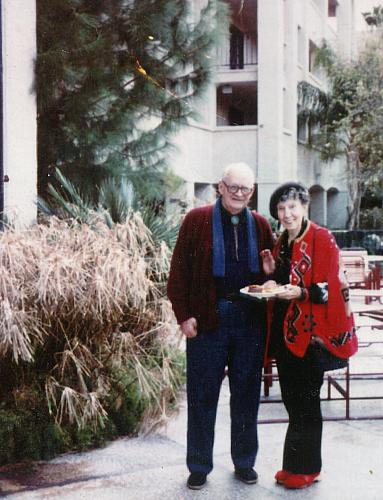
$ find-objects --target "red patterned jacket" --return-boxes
[269,221,358,359]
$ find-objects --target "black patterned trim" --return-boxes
[341,287,350,303]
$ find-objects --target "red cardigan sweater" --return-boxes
[167,204,274,331]
[269,221,358,359]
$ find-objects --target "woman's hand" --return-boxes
[262,280,277,290]
[275,284,302,300]
[260,249,275,275]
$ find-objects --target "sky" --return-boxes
[354,0,382,30]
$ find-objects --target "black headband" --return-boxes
[269,182,309,219]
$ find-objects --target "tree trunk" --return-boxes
[346,148,362,230]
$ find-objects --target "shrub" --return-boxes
[0,213,183,464]
[359,207,383,230]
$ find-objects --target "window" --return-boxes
[297,109,319,145]
[309,40,318,73]
[328,0,337,17]
[230,25,244,69]
[297,111,307,143]
[309,40,322,79]
[308,117,320,145]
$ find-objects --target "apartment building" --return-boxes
[169,0,357,229]
[0,0,358,228]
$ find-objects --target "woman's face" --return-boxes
[277,197,307,236]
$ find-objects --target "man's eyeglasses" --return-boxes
[222,181,253,195]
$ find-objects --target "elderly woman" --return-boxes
[261,182,358,490]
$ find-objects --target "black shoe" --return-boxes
[235,467,258,484]
[187,472,207,490]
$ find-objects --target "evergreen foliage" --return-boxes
[35,0,228,198]
[298,39,383,229]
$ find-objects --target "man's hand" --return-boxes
[180,317,198,338]
[260,249,275,275]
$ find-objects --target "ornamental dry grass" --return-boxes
[0,212,182,433]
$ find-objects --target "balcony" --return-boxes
[217,27,257,70]
[216,82,257,126]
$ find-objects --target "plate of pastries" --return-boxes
[240,283,286,300]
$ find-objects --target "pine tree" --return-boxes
[35,0,228,199]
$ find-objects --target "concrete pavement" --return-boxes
[1,321,383,499]
[1,385,383,498]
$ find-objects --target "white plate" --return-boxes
[240,285,286,299]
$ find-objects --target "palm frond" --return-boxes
[37,167,94,222]
[138,205,180,249]
[98,177,134,224]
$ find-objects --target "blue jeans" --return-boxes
[186,299,265,474]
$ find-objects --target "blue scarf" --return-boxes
[212,198,259,277]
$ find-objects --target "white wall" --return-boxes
[170,123,214,183]
[297,145,349,227]
[212,126,258,180]
[167,0,355,228]
[170,122,258,185]
[257,0,285,215]
[2,0,37,226]
[297,144,349,190]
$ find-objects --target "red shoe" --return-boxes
[283,473,320,489]
[274,470,291,484]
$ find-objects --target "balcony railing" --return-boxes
[217,33,257,69]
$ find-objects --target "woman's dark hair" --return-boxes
[269,182,310,219]
[278,186,310,205]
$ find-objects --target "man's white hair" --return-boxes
[222,162,255,185]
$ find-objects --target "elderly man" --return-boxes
[167,163,274,490]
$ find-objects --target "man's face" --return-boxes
[218,171,254,214]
